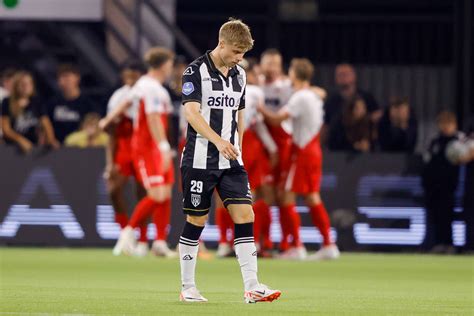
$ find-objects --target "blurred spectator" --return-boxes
[322,64,381,145]
[47,64,98,143]
[378,97,418,152]
[65,113,108,148]
[328,96,374,152]
[0,71,58,153]
[422,111,468,254]
[0,68,16,102]
[0,68,17,143]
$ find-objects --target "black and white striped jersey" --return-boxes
[181,50,246,170]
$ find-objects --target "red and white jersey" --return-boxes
[284,88,324,149]
[107,85,135,119]
[129,75,171,151]
[261,77,293,134]
[107,85,135,139]
[243,84,265,130]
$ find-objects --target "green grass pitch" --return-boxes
[1,248,472,315]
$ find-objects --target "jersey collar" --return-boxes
[205,50,238,78]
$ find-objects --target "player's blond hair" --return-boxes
[144,47,175,69]
[290,58,314,82]
[219,18,254,51]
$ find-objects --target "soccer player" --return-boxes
[258,58,340,260]
[241,58,277,254]
[178,18,281,303]
[100,47,176,257]
[259,49,297,253]
[103,61,148,253]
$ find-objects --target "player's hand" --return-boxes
[98,118,110,131]
[158,141,172,171]
[215,139,239,160]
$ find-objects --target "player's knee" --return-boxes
[186,214,208,227]
[230,207,254,224]
[306,193,321,206]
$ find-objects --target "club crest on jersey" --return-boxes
[237,75,244,87]
[191,194,201,207]
[182,82,194,95]
[183,67,194,76]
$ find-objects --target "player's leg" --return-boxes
[259,184,275,251]
[151,183,177,257]
[218,166,281,303]
[106,169,129,229]
[178,167,216,302]
[305,192,340,260]
[215,193,234,258]
[278,190,306,260]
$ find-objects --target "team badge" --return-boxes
[237,75,244,87]
[183,67,194,76]
[182,82,194,95]
[191,194,201,207]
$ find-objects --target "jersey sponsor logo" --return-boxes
[182,82,195,95]
[207,93,238,108]
[191,193,201,207]
[183,67,194,76]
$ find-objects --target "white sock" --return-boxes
[179,236,199,291]
[234,236,259,291]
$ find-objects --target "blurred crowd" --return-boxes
[0,60,426,155]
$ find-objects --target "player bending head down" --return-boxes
[178,18,281,303]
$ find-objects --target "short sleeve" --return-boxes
[143,86,165,114]
[1,98,10,117]
[181,64,202,105]
[285,94,302,118]
[238,87,246,110]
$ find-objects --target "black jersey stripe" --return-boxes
[206,108,223,169]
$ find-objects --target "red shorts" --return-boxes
[242,129,273,190]
[267,125,292,188]
[133,148,175,189]
[284,146,322,194]
[114,138,135,177]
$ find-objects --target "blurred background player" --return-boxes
[422,111,471,254]
[240,58,277,255]
[102,60,148,253]
[259,58,340,260]
[259,49,295,252]
[100,47,175,257]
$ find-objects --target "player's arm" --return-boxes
[238,109,245,150]
[99,99,132,131]
[1,115,33,153]
[254,119,277,154]
[184,102,239,160]
[145,97,172,169]
[103,125,117,179]
[257,103,290,126]
[40,115,60,149]
[310,86,327,101]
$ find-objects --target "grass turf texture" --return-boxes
[1,248,472,315]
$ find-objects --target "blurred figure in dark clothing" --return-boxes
[47,64,99,143]
[378,97,418,152]
[328,96,374,152]
[322,64,381,146]
[462,118,474,251]
[422,111,470,254]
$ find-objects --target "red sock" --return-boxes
[129,197,158,228]
[154,199,171,241]
[309,203,332,246]
[286,204,302,247]
[115,213,128,229]
[262,203,273,249]
[279,205,291,251]
[139,224,148,242]
[253,200,265,245]
[216,207,230,244]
